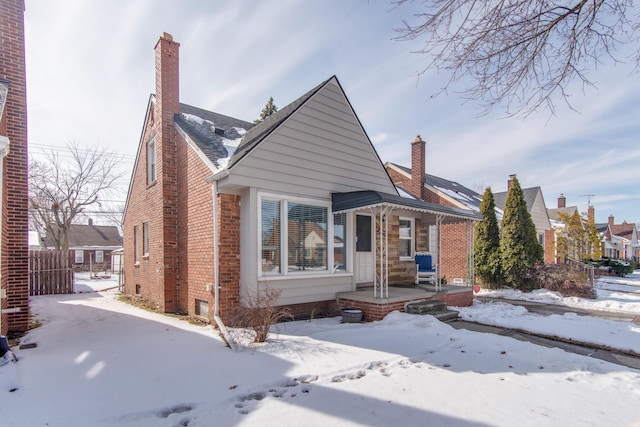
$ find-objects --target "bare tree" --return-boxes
[29,142,126,250]
[393,0,640,117]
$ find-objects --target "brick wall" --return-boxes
[217,194,241,323]
[439,223,468,281]
[175,133,214,316]
[337,289,473,322]
[0,0,29,334]
[385,163,473,284]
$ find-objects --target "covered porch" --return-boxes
[332,191,482,321]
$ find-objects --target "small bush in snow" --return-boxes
[231,285,293,343]
[534,264,596,299]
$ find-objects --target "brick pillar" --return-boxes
[0,0,29,334]
[410,135,426,199]
[218,194,241,323]
[155,33,180,311]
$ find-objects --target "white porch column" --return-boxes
[436,215,444,291]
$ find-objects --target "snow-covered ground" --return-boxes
[1,273,639,426]
[460,271,640,354]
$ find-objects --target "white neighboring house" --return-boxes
[604,216,639,261]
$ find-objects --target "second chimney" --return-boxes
[507,174,517,192]
[410,135,426,199]
[557,194,566,208]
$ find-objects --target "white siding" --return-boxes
[232,78,389,304]
[224,79,396,197]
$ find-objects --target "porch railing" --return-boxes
[565,258,595,286]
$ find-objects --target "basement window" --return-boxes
[135,284,141,295]
[195,299,209,318]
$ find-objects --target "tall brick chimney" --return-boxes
[155,32,180,119]
[154,32,180,312]
[410,135,426,198]
[557,194,566,208]
[587,205,594,224]
[507,174,516,192]
[608,215,614,226]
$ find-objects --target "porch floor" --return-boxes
[336,284,473,322]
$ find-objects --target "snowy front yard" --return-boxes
[0,273,639,426]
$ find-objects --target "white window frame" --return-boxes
[95,250,104,263]
[147,138,156,184]
[258,192,337,277]
[75,250,84,264]
[398,217,415,260]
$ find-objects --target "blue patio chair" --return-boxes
[415,253,436,285]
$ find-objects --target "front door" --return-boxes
[355,214,373,283]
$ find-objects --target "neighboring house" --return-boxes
[123,33,481,324]
[0,0,30,336]
[547,194,601,261]
[605,215,639,261]
[494,175,555,264]
[43,219,122,272]
[385,136,485,282]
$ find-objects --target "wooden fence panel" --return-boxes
[29,250,75,295]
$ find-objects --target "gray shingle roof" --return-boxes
[547,206,579,221]
[494,187,541,213]
[43,223,122,248]
[389,163,483,212]
[174,103,254,168]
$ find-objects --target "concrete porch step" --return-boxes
[405,300,459,322]
[431,309,460,322]
[406,300,447,314]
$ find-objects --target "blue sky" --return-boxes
[23,0,640,224]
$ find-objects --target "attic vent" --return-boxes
[213,127,225,136]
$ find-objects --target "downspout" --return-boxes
[211,180,238,351]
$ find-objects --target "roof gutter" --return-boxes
[211,180,237,351]
[206,168,229,184]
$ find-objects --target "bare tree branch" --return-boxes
[393,0,639,117]
[29,142,126,250]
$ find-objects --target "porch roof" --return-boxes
[332,190,483,223]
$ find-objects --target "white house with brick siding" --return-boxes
[123,33,481,325]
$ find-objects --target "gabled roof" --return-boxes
[610,222,637,240]
[332,190,483,223]
[547,206,579,221]
[594,223,610,233]
[493,187,541,213]
[43,223,121,249]
[387,162,483,212]
[174,103,254,169]
[228,76,334,169]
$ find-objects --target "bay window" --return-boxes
[260,194,345,276]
